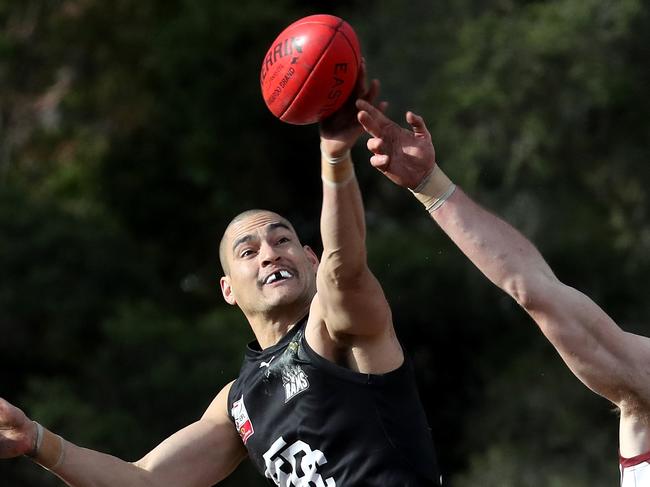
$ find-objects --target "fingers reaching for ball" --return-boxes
[366,136,384,154]
[355,101,438,189]
[406,111,430,139]
[356,99,390,138]
[366,137,390,170]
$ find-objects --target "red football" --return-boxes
[260,14,361,125]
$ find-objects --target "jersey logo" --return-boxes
[260,356,276,369]
[281,364,309,402]
[231,395,254,444]
[263,436,336,487]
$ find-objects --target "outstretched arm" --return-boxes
[427,187,650,456]
[0,383,246,486]
[357,101,650,444]
[306,62,402,374]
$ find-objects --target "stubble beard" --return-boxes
[257,275,316,320]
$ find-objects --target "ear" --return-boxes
[220,276,237,305]
[303,245,320,271]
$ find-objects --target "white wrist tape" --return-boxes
[320,144,351,165]
[321,172,356,188]
[27,422,66,471]
[27,421,44,458]
[50,436,66,470]
[410,164,456,212]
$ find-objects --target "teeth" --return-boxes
[265,270,293,285]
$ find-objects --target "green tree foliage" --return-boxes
[1,0,650,485]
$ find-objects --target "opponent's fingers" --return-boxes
[357,110,380,138]
[406,111,430,137]
[356,100,389,137]
[0,398,12,425]
[370,153,390,170]
[366,137,385,154]
[0,399,22,428]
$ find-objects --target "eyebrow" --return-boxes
[231,222,292,254]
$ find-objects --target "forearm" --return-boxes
[31,425,152,487]
[421,175,646,405]
[320,151,367,283]
[428,183,556,307]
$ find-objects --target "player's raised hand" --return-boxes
[0,397,37,459]
[319,59,387,157]
[357,101,437,189]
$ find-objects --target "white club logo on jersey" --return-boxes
[281,364,309,402]
[231,395,254,444]
[263,436,336,487]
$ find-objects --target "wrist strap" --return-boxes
[26,421,44,458]
[410,164,456,212]
[26,423,66,471]
[320,143,351,165]
[321,169,356,188]
[321,144,354,186]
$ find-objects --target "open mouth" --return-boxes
[263,269,294,285]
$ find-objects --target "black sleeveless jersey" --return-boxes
[227,317,441,486]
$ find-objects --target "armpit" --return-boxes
[619,391,650,425]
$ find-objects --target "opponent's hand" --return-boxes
[357,100,436,189]
[0,397,37,458]
[319,59,387,158]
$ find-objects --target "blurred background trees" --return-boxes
[1,0,649,485]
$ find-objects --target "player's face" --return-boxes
[220,212,318,315]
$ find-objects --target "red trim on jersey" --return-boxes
[620,450,650,467]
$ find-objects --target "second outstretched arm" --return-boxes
[357,100,650,418]
[0,382,246,487]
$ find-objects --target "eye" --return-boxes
[240,248,256,258]
[277,236,290,245]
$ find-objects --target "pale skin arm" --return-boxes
[0,382,246,486]
[357,100,650,455]
[306,61,403,374]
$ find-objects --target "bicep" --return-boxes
[528,281,650,407]
[316,265,393,338]
[135,383,246,487]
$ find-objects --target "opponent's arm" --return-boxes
[432,188,650,457]
[356,100,650,410]
[434,189,650,407]
[0,382,246,486]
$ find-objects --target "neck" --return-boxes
[246,302,310,349]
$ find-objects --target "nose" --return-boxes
[259,241,281,267]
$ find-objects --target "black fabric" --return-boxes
[227,317,441,486]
